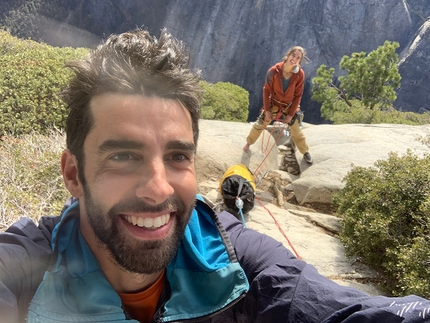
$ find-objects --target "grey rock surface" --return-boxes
[292,122,430,205]
[197,120,430,206]
[196,119,430,296]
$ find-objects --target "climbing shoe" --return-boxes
[303,152,313,164]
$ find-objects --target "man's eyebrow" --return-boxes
[166,140,196,152]
[98,139,143,153]
[97,139,196,154]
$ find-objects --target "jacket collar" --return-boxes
[28,196,249,322]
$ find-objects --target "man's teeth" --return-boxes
[125,214,170,228]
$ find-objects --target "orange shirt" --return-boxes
[119,271,165,323]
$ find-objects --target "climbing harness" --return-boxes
[271,98,292,110]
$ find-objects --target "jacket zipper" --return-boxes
[156,290,247,323]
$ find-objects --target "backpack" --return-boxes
[219,164,256,217]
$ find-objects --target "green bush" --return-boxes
[0,131,69,227]
[323,99,430,125]
[335,150,430,297]
[0,30,88,136]
[200,81,249,122]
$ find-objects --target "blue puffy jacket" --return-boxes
[1,197,429,322]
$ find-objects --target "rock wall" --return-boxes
[161,0,429,122]
[4,0,429,122]
[398,17,430,114]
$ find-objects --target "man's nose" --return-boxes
[135,159,174,204]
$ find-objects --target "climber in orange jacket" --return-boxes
[243,46,312,164]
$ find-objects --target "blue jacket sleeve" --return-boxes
[0,216,58,323]
[218,211,430,323]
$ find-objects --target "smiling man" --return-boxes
[1,29,430,323]
[68,93,197,281]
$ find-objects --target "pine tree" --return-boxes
[312,41,402,123]
[339,41,401,110]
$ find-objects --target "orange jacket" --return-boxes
[263,61,305,117]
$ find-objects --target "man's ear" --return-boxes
[61,149,83,198]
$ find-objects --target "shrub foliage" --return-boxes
[200,80,249,122]
[335,150,430,298]
[0,31,249,136]
[321,99,430,125]
[0,131,69,227]
[0,30,88,136]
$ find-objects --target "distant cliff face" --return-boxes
[159,0,430,122]
[397,17,430,114]
[4,0,428,123]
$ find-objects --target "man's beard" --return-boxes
[82,184,195,274]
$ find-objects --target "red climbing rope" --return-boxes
[248,119,302,259]
[255,195,302,260]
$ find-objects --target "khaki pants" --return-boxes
[246,106,309,154]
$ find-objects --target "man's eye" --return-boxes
[111,153,135,161]
[169,153,190,162]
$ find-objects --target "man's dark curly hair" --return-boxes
[61,28,201,177]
